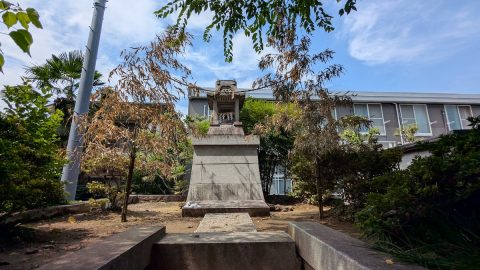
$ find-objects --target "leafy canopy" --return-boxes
[0,81,65,213]
[0,1,42,72]
[241,98,297,195]
[155,0,357,62]
[81,30,192,222]
[25,50,104,99]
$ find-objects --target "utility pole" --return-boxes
[62,0,107,200]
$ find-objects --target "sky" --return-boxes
[1,0,479,115]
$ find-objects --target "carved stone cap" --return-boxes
[207,80,245,110]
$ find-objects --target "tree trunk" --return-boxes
[315,157,324,219]
[121,146,136,222]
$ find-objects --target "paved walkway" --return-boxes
[195,213,257,233]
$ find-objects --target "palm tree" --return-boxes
[25,50,104,146]
[26,50,104,101]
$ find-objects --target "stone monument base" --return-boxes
[182,200,270,217]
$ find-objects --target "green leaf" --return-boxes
[0,53,4,73]
[9,29,33,56]
[0,1,12,10]
[26,8,42,29]
[17,12,30,29]
[2,11,17,28]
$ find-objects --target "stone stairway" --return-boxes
[37,218,425,270]
[148,231,300,270]
[148,213,300,270]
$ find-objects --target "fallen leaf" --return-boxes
[67,216,76,224]
[385,259,394,265]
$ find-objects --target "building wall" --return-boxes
[399,150,431,170]
[187,95,480,194]
[472,105,480,117]
[189,97,480,140]
[189,99,208,116]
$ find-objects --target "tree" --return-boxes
[156,0,357,61]
[0,1,42,72]
[241,98,297,196]
[80,30,192,222]
[25,50,104,146]
[26,50,103,99]
[253,24,351,218]
[0,81,65,214]
[336,119,402,219]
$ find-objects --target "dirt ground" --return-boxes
[0,202,359,270]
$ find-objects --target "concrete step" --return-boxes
[195,213,257,233]
[182,200,270,217]
[148,232,301,270]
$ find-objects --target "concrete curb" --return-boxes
[288,222,425,270]
[38,226,166,270]
[0,203,90,225]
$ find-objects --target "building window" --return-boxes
[203,105,211,118]
[445,105,473,130]
[353,103,386,135]
[399,104,432,136]
[269,166,292,195]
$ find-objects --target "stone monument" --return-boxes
[182,80,270,217]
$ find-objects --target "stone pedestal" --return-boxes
[182,80,269,217]
[183,126,269,217]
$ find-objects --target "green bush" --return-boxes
[86,181,123,210]
[186,115,210,135]
[356,118,480,269]
[0,82,66,213]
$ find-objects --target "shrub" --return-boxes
[356,118,480,269]
[0,82,66,213]
[86,181,123,210]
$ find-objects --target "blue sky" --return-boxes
[1,0,479,114]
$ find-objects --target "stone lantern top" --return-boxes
[207,80,245,126]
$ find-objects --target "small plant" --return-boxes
[86,181,123,210]
[87,198,109,211]
[395,124,419,143]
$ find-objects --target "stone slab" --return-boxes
[193,145,259,164]
[192,135,259,145]
[38,226,166,270]
[195,213,257,233]
[149,232,300,270]
[182,200,270,217]
[207,125,245,135]
[128,194,186,204]
[288,222,425,270]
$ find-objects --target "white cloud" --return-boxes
[167,9,214,31]
[0,0,269,111]
[182,33,273,88]
[341,0,480,64]
[0,0,166,87]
